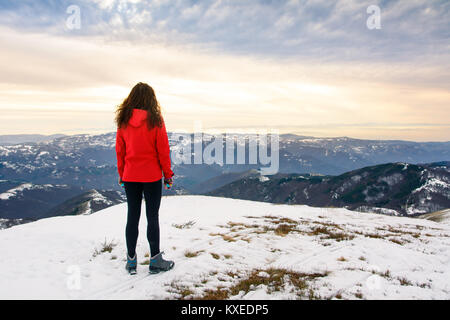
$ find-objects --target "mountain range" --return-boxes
[0,180,126,229]
[1,132,449,190]
[0,132,449,228]
[207,162,450,217]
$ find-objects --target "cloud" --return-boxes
[0,0,448,63]
[0,0,448,140]
[0,23,449,140]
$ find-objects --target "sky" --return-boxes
[0,0,449,141]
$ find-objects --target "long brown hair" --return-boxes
[115,82,163,129]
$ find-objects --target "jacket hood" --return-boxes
[129,109,148,127]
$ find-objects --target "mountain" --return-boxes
[0,134,65,145]
[189,169,260,194]
[0,180,128,229]
[273,135,450,175]
[0,217,36,229]
[1,132,449,193]
[0,181,83,219]
[45,189,126,217]
[207,162,450,216]
[0,196,449,299]
[0,133,118,190]
[1,132,448,228]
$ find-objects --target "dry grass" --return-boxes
[353,230,383,239]
[274,224,296,236]
[172,220,196,229]
[184,250,204,258]
[344,267,392,279]
[199,287,230,300]
[346,267,430,291]
[398,277,413,286]
[218,214,436,250]
[166,281,195,299]
[210,253,220,260]
[355,291,364,299]
[92,238,117,257]
[352,229,415,245]
[209,232,238,242]
[389,238,407,245]
[165,267,329,300]
[193,268,329,300]
[309,226,355,242]
[209,231,251,243]
[222,216,359,244]
[377,269,391,278]
[371,226,426,243]
[263,216,299,225]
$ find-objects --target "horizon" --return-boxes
[1,130,449,144]
[0,1,449,141]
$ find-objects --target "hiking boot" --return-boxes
[149,251,174,274]
[125,254,137,275]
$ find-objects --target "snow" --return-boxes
[37,151,49,158]
[413,178,449,195]
[0,195,449,300]
[90,190,113,205]
[0,183,55,200]
[0,183,33,200]
[378,173,404,186]
[406,176,450,215]
[363,188,385,202]
[357,206,400,216]
[77,190,115,215]
[303,188,310,200]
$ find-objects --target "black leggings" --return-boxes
[123,180,162,258]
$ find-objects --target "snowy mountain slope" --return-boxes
[418,209,450,225]
[0,196,449,300]
[45,189,126,217]
[0,182,82,219]
[208,162,450,216]
[0,133,118,189]
[0,180,126,224]
[190,169,261,194]
[0,217,35,229]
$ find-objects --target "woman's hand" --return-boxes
[118,177,124,188]
[164,177,173,190]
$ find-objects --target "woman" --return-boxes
[115,82,175,275]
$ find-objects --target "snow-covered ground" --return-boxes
[0,196,449,300]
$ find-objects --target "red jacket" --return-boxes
[116,109,174,182]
